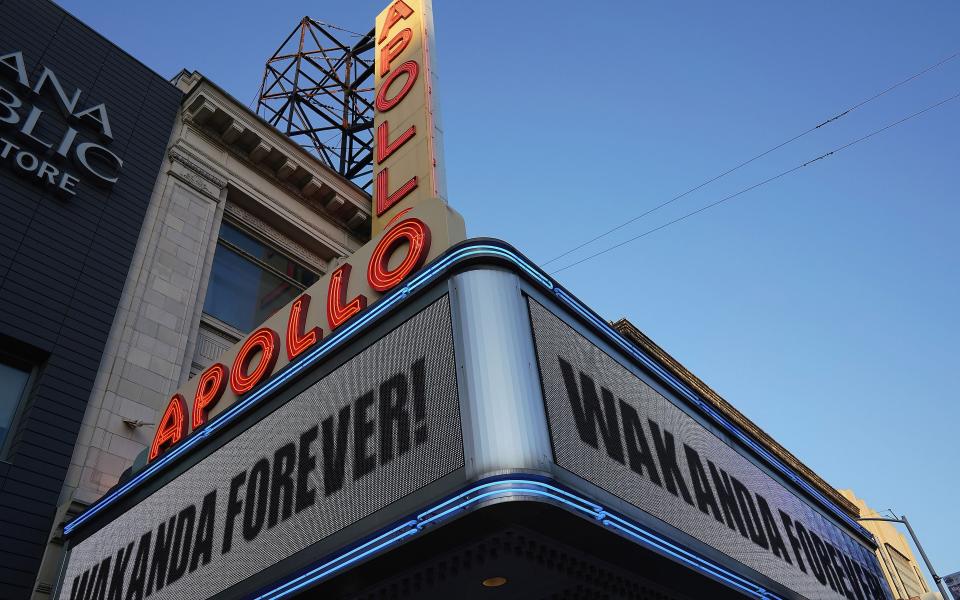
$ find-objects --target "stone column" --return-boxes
[31,142,228,598]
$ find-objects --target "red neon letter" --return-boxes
[379,28,412,77]
[385,207,413,229]
[375,168,418,216]
[230,328,280,396]
[192,363,227,430]
[149,394,188,461]
[375,60,419,112]
[287,293,322,361]
[367,218,432,292]
[327,264,367,330]
[378,0,414,43]
[376,120,416,164]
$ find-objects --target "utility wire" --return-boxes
[551,91,960,275]
[543,50,960,267]
[311,19,368,38]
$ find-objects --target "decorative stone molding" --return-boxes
[221,120,245,144]
[277,157,301,180]
[223,201,328,273]
[196,320,237,363]
[179,84,371,236]
[326,194,345,211]
[188,99,216,125]
[168,147,227,199]
[249,141,272,163]
[347,212,367,229]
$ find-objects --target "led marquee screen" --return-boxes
[528,299,891,600]
[60,296,463,600]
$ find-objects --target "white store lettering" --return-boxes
[0,50,124,196]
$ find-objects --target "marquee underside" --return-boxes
[293,501,742,600]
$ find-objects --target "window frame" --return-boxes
[202,218,320,333]
[885,542,925,597]
[215,226,316,291]
[0,352,39,461]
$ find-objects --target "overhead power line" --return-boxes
[551,91,960,275]
[543,50,960,267]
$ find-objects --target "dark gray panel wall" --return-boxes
[0,0,181,595]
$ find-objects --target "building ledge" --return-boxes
[173,71,371,240]
[611,318,861,519]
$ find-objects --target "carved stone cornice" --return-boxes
[168,146,228,199]
[179,84,371,238]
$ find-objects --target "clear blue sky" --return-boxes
[60,0,958,580]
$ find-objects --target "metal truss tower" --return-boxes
[256,18,375,192]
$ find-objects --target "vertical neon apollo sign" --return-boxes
[148,0,460,466]
[371,0,446,237]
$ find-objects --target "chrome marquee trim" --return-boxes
[64,238,870,546]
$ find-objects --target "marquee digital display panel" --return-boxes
[60,296,462,600]
[528,299,892,600]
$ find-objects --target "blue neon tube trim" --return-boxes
[64,243,550,535]
[253,477,781,600]
[552,285,869,538]
[417,487,599,528]
[602,520,771,598]
[255,519,418,599]
[64,240,866,543]
[600,512,775,598]
[263,480,605,598]
[416,478,603,519]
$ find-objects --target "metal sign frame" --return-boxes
[57,239,888,600]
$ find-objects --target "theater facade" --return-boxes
[2,1,897,600]
[56,234,895,600]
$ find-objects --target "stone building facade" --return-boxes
[33,71,370,597]
[839,490,936,600]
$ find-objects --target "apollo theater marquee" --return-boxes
[54,2,895,599]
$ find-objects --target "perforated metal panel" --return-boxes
[342,527,703,600]
[528,298,891,600]
[60,296,462,600]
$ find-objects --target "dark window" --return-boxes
[203,221,319,333]
[886,543,926,598]
[0,358,32,455]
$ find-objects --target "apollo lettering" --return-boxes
[149,217,433,462]
[371,0,445,236]
[72,356,431,600]
[375,1,420,217]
